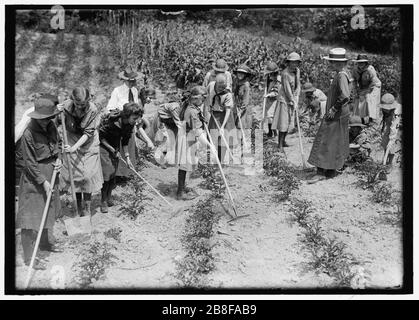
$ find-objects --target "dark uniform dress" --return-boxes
[308,69,352,171]
[99,110,135,181]
[59,100,103,193]
[233,79,251,129]
[17,119,61,264]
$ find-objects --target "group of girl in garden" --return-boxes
[15,47,401,270]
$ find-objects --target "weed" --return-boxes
[104,227,122,242]
[72,240,117,288]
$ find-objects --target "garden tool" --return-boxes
[237,109,250,153]
[210,112,235,162]
[382,143,391,165]
[119,157,183,215]
[24,158,60,289]
[294,98,309,170]
[204,123,250,222]
[58,100,79,217]
[261,78,269,133]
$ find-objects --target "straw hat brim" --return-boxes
[213,66,229,72]
[235,68,252,74]
[302,87,316,93]
[27,108,60,119]
[119,71,142,81]
[379,102,400,110]
[323,56,348,62]
[264,69,280,75]
[348,123,367,128]
[352,59,369,63]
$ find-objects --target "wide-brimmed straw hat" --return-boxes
[264,62,280,75]
[213,59,229,72]
[302,82,316,93]
[286,52,302,62]
[323,48,349,62]
[379,93,399,110]
[119,67,142,81]
[234,64,252,75]
[348,115,366,128]
[352,54,369,63]
[28,97,60,119]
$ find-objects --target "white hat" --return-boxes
[323,48,348,62]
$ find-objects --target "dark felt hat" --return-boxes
[28,98,60,119]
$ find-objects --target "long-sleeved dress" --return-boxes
[98,110,135,181]
[106,83,140,177]
[17,119,61,230]
[352,65,381,120]
[273,67,300,131]
[308,69,352,170]
[59,100,103,193]
[233,79,251,129]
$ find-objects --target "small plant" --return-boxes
[72,240,117,288]
[353,159,388,189]
[263,144,301,201]
[289,198,314,226]
[119,175,151,220]
[137,146,153,170]
[371,182,395,206]
[175,195,219,287]
[196,162,225,198]
[104,227,122,242]
[301,215,325,247]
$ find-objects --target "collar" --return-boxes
[29,118,54,133]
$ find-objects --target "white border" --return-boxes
[0,0,416,300]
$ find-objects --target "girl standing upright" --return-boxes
[17,96,63,269]
[273,52,301,150]
[308,48,353,183]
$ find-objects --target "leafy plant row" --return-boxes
[289,198,368,288]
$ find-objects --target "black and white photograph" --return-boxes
[4,3,413,294]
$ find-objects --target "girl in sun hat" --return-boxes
[17,96,64,270]
[202,58,233,90]
[260,61,281,138]
[352,54,381,123]
[379,93,402,166]
[233,64,253,129]
[59,87,103,216]
[272,52,301,150]
[308,48,353,183]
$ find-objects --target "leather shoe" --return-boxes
[307,175,326,184]
[101,202,108,213]
[40,244,64,253]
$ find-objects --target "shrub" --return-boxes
[312,8,401,55]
